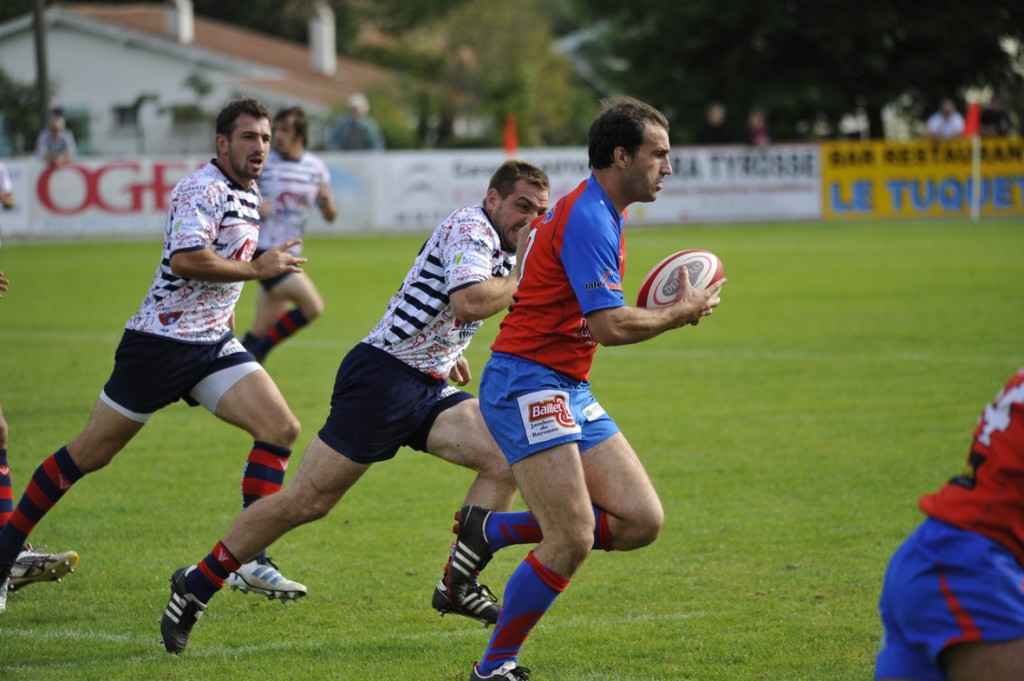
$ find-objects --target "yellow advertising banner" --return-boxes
[821,138,1024,220]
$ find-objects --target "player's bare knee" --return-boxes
[476,448,514,482]
[306,299,325,320]
[565,530,595,567]
[301,489,340,523]
[256,412,301,447]
[633,505,665,547]
[547,521,595,565]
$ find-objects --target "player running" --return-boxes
[464,97,723,680]
[0,98,308,614]
[160,159,551,654]
[240,106,337,364]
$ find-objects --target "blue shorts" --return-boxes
[875,517,1024,680]
[317,343,473,464]
[101,329,258,420]
[479,353,619,465]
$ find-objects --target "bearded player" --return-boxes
[0,98,308,614]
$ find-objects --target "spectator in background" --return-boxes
[0,162,13,211]
[695,102,735,145]
[328,93,385,151]
[36,112,76,167]
[980,95,1013,137]
[925,98,965,142]
[747,107,770,146]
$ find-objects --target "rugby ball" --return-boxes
[636,249,724,308]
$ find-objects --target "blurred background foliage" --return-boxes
[1,0,1021,148]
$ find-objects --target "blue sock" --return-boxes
[477,551,569,675]
[485,510,541,551]
[485,506,613,552]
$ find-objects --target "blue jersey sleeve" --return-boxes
[560,203,625,316]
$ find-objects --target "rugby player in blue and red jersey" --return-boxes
[876,367,1024,681]
[461,97,724,681]
[0,98,309,614]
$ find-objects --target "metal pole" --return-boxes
[33,0,50,127]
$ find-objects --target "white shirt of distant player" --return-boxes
[363,205,514,380]
[256,149,331,253]
[125,161,261,344]
[926,110,965,139]
[0,162,12,195]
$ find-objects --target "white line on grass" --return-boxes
[2,609,705,658]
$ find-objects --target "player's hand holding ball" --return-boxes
[636,249,725,326]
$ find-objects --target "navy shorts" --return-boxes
[875,517,1024,680]
[253,249,295,291]
[317,343,474,464]
[101,329,257,419]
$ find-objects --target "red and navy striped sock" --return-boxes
[269,309,309,345]
[241,441,291,509]
[0,449,12,529]
[476,551,569,676]
[189,540,241,603]
[484,506,614,552]
[0,446,83,564]
[249,309,309,356]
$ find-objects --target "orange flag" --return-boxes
[964,102,981,138]
[503,113,518,157]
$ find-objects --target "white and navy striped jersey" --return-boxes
[363,205,514,380]
[125,160,261,344]
[256,149,331,254]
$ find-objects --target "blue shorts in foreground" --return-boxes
[318,343,473,464]
[479,353,619,466]
[875,517,1024,680]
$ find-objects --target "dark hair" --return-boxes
[588,96,669,170]
[216,97,270,138]
[488,159,550,197]
[275,106,308,146]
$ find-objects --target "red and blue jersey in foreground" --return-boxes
[491,175,626,381]
[919,367,1024,566]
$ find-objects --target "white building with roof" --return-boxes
[0,1,398,156]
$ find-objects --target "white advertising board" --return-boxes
[0,144,822,240]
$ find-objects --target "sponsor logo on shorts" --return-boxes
[581,402,606,422]
[218,338,246,358]
[517,390,581,446]
[528,396,575,428]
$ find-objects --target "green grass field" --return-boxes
[0,219,1021,680]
